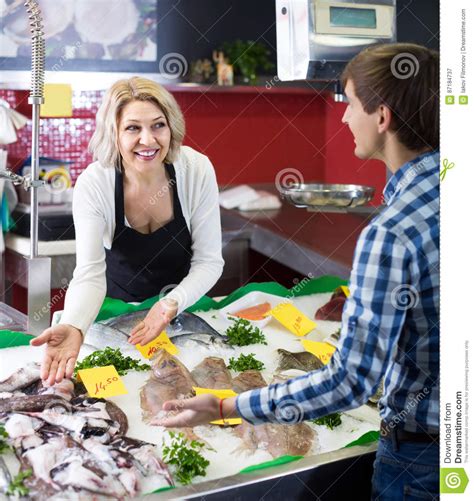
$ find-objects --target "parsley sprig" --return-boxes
[0,425,10,454]
[227,353,265,372]
[74,347,150,376]
[225,318,267,347]
[162,432,210,485]
[7,469,32,496]
[312,413,342,430]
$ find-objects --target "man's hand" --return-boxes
[152,394,220,427]
[30,324,83,386]
[152,395,238,428]
[128,299,177,346]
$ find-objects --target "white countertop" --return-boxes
[5,233,76,256]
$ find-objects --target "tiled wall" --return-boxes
[1,86,384,198]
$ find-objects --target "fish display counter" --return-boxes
[0,277,379,499]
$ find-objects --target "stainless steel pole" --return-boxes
[25,0,51,336]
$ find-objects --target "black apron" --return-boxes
[105,164,192,302]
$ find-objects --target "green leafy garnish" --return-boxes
[227,353,265,372]
[225,318,267,347]
[0,425,10,454]
[74,347,150,376]
[311,413,342,430]
[7,469,32,496]
[162,432,210,485]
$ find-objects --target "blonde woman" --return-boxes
[32,77,224,384]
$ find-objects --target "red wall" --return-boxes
[1,86,385,199]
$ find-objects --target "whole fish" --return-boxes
[232,370,267,393]
[85,310,229,351]
[0,394,72,414]
[232,370,316,458]
[276,349,324,372]
[140,349,196,422]
[0,362,41,392]
[191,357,233,389]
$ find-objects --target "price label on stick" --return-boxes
[301,340,336,365]
[193,387,242,425]
[340,285,350,297]
[77,366,128,398]
[269,303,317,337]
[136,331,178,359]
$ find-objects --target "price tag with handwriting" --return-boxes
[77,366,128,398]
[269,303,317,337]
[340,286,350,297]
[301,340,336,365]
[193,387,242,425]
[136,331,178,359]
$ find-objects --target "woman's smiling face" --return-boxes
[118,100,171,173]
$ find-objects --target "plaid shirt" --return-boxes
[237,151,440,434]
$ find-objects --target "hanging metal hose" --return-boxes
[24,0,45,259]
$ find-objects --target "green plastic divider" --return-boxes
[95,276,347,323]
[150,485,176,494]
[344,430,380,448]
[239,454,303,474]
[0,330,34,349]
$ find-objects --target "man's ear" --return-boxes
[377,104,392,133]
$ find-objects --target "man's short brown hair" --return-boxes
[341,43,439,151]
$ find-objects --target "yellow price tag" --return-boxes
[340,286,350,297]
[194,387,242,425]
[77,366,128,398]
[136,331,178,359]
[301,340,336,365]
[41,83,73,117]
[269,303,317,337]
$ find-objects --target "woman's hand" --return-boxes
[128,299,178,346]
[152,395,238,428]
[30,324,83,386]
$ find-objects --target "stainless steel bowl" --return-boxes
[280,183,375,208]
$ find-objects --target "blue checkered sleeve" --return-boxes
[236,224,410,425]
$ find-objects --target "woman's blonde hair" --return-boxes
[89,77,185,167]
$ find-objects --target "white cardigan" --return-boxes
[60,145,224,335]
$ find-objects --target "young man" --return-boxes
[156,43,440,500]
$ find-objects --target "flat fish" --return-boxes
[234,420,315,458]
[140,349,197,422]
[232,370,316,458]
[276,349,324,372]
[85,310,229,351]
[0,362,41,392]
[191,357,233,389]
[232,370,267,393]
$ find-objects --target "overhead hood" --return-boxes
[276,0,397,82]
